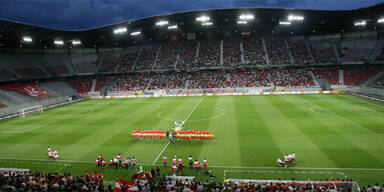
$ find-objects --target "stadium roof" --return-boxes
[0,0,383,31]
[0,3,384,49]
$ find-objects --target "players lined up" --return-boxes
[132,129,214,140]
[163,155,208,175]
[277,152,296,168]
[48,147,59,160]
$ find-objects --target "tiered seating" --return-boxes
[309,42,337,63]
[43,54,72,76]
[135,46,158,71]
[70,51,97,74]
[0,69,16,81]
[343,65,383,86]
[176,41,197,70]
[371,74,384,88]
[313,67,339,85]
[14,68,47,79]
[118,51,138,72]
[65,77,93,94]
[265,38,291,65]
[340,39,376,62]
[195,39,220,68]
[0,102,7,108]
[2,83,52,98]
[223,38,241,67]
[99,52,121,73]
[242,37,267,65]
[288,39,313,65]
[146,72,186,90]
[153,42,179,70]
[375,47,384,61]
[95,76,114,92]
[109,74,150,91]
[188,71,227,89]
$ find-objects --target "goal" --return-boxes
[19,105,43,118]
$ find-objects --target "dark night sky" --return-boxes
[0,0,383,31]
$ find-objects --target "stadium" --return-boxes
[0,1,384,191]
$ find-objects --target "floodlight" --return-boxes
[22,36,32,42]
[131,31,141,36]
[378,18,384,23]
[54,40,64,45]
[156,20,169,26]
[288,15,304,21]
[239,14,254,20]
[279,21,291,25]
[113,27,127,34]
[237,20,247,24]
[201,22,213,26]
[354,20,366,26]
[72,40,81,45]
[196,16,210,22]
[168,25,178,29]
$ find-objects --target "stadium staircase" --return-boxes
[240,42,245,63]
[339,69,344,85]
[91,79,97,92]
[285,40,295,65]
[309,71,320,86]
[261,38,271,65]
[220,40,224,66]
[305,41,316,63]
[370,39,384,63]
[360,69,384,87]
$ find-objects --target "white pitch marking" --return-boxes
[151,96,205,165]
[303,99,379,135]
[340,94,384,109]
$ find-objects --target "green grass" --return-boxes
[0,94,383,187]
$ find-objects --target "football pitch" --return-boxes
[0,94,383,186]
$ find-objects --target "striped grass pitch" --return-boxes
[0,94,383,186]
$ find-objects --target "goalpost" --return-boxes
[19,105,43,118]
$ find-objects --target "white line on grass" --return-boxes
[223,170,347,180]
[303,99,379,135]
[151,96,205,165]
[340,94,384,109]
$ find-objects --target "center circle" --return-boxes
[157,107,226,122]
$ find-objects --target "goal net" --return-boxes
[225,179,360,192]
[19,105,43,118]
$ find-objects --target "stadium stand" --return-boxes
[42,53,72,76]
[196,39,221,68]
[136,46,159,71]
[242,37,267,65]
[371,74,384,88]
[109,73,150,92]
[265,38,291,65]
[343,65,384,86]
[176,40,197,70]
[146,72,187,90]
[313,66,339,85]
[288,38,313,65]
[223,38,241,67]
[70,49,98,74]
[98,50,122,73]
[308,41,338,64]
[0,54,49,79]
[65,77,93,94]
[0,102,7,108]
[340,39,376,63]
[118,49,139,72]
[2,83,51,98]
[0,69,17,81]
[153,42,179,70]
